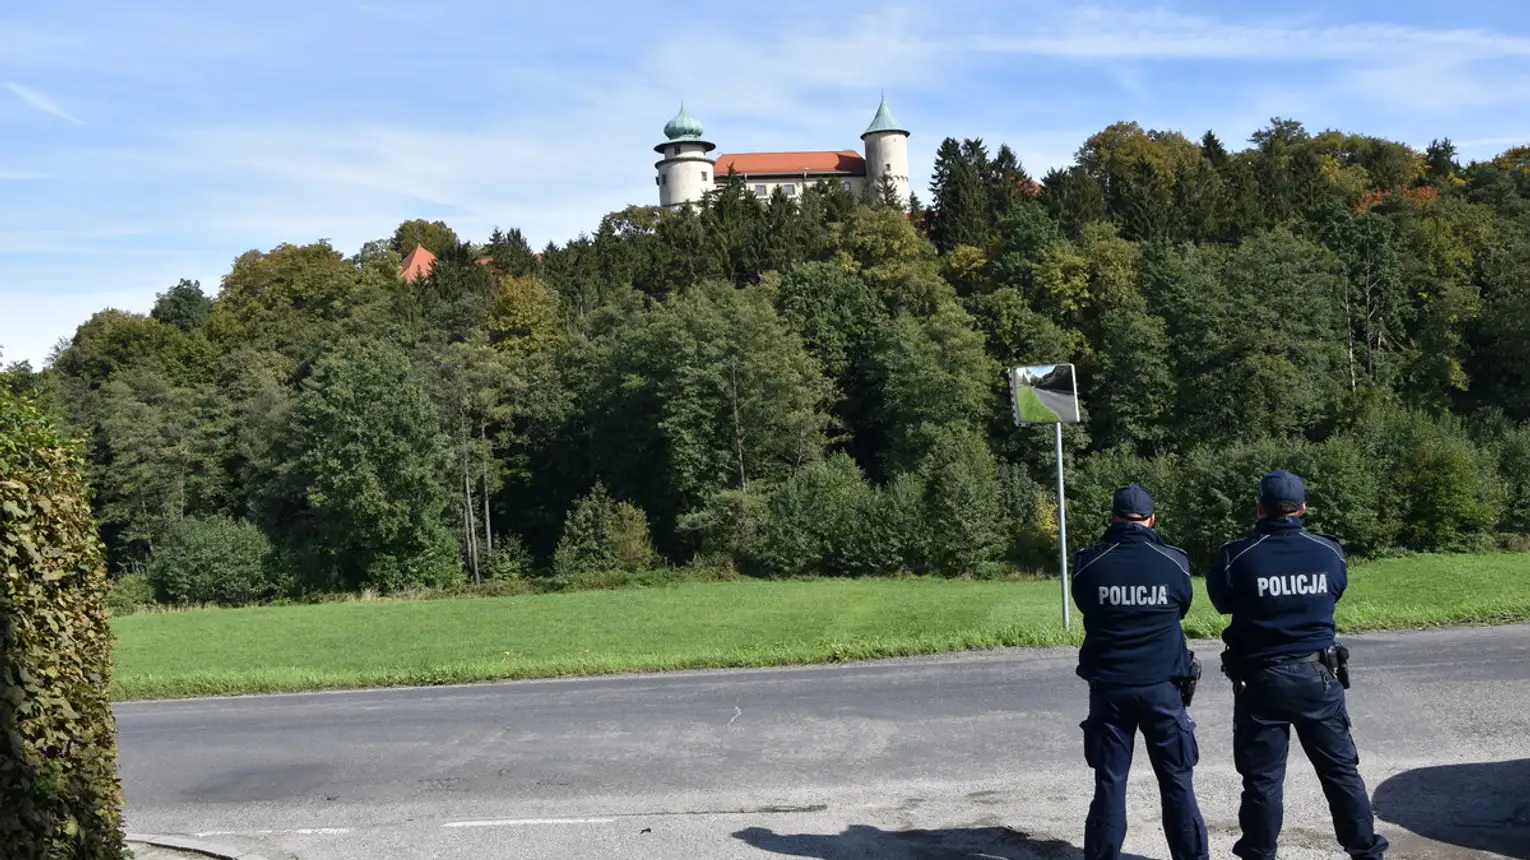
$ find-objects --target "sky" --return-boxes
[3,0,1529,368]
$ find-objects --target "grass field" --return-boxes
[1015,385,1062,422]
[109,552,1530,701]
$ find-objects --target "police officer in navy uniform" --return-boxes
[1073,484,1209,860]
[1207,470,1388,860]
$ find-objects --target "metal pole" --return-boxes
[1055,421,1070,630]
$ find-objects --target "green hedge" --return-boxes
[1,391,126,858]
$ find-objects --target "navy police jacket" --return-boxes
[1206,517,1347,668]
[1072,522,1195,686]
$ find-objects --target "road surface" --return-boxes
[1031,387,1078,423]
[116,624,1530,859]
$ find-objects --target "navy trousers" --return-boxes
[1231,661,1389,860]
[1081,680,1209,860]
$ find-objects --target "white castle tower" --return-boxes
[861,95,911,203]
[654,103,716,208]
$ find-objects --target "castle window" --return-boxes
[784,183,796,196]
[754,184,767,197]
[842,181,852,192]
[702,171,708,181]
[662,175,668,184]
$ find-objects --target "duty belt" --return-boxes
[1222,645,1350,691]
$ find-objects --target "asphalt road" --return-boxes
[116,624,1530,860]
[1030,387,1079,423]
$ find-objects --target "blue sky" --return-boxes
[4,0,1529,368]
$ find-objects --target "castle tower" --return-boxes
[654,103,716,207]
[861,96,911,204]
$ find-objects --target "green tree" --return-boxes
[1090,297,1174,455]
[553,482,659,576]
[150,279,214,333]
[928,137,992,253]
[903,425,1004,575]
[146,515,276,606]
[261,339,460,593]
[872,300,996,473]
[391,218,461,256]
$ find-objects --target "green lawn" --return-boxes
[1015,385,1062,422]
[109,552,1530,701]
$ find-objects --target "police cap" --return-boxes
[1112,483,1155,518]
[1259,469,1305,507]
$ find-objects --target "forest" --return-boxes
[3,117,1528,609]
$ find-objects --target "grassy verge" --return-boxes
[109,552,1530,701]
[1016,385,1062,422]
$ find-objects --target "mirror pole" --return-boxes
[1054,421,1070,630]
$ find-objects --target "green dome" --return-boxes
[664,103,705,140]
[863,96,908,137]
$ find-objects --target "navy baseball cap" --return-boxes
[1259,470,1305,506]
[1112,483,1155,517]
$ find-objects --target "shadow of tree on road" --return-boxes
[732,824,1155,860]
[1373,757,1530,859]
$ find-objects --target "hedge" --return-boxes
[1,391,126,858]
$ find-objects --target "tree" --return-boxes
[484,227,540,277]
[390,218,460,256]
[1314,207,1410,389]
[150,279,213,332]
[628,281,835,527]
[872,300,996,473]
[94,370,232,565]
[260,339,460,593]
[928,137,992,253]
[1090,298,1175,455]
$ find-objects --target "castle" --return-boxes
[654,96,911,208]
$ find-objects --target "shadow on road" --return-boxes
[1373,757,1530,859]
[732,824,1154,860]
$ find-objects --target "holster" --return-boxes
[1320,641,1351,689]
[1219,648,1247,694]
[1172,654,1203,707]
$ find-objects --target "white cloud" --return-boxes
[4,81,85,125]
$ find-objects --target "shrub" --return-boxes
[146,515,275,607]
[1495,424,1530,535]
[1366,410,1506,551]
[756,454,906,578]
[1,391,126,858]
[104,572,155,616]
[1169,440,1287,567]
[1289,434,1395,557]
[485,532,535,581]
[674,487,771,572]
[1070,447,1181,548]
[553,483,660,577]
[905,427,1004,576]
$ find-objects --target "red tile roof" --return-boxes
[713,150,866,178]
[397,248,500,282]
[398,245,437,281]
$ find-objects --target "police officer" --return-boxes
[1206,470,1388,860]
[1073,484,1208,860]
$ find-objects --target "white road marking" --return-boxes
[195,828,352,836]
[442,817,616,828]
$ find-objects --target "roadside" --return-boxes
[110,551,1530,701]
